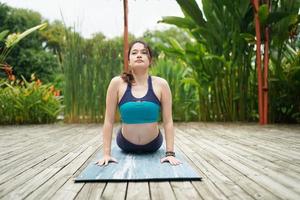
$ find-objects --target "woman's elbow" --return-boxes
[163,120,173,128]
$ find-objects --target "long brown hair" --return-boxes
[121,40,153,84]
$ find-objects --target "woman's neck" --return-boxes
[132,72,149,86]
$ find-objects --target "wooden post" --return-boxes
[123,0,129,72]
[251,0,264,125]
[263,0,270,124]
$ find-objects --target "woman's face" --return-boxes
[128,42,151,71]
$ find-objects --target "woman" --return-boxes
[96,40,181,166]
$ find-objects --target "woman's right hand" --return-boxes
[95,155,118,166]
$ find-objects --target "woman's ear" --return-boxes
[128,58,131,67]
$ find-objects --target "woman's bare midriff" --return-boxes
[121,122,160,145]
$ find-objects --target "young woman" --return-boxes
[96,40,181,166]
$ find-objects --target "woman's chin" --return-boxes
[131,65,149,71]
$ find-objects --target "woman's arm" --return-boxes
[96,77,119,165]
[160,79,181,165]
[160,79,174,152]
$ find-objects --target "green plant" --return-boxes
[62,28,123,123]
[0,76,63,124]
[0,23,47,64]
[160,0,300,123]
[151,56,199,121]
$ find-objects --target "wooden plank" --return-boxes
[0,126,93,184]
[194,123,300,161]
[0,125,76,148]
[197,137,300,195]
[149,182,176,200]
[191,181,228,200]
[175,129,254,200]
[172,129,229,200]
[126,182,150,200]
[189,125,300,176]
[0,144,67,184]
[50,178,85,200]
[177,129,281,200]
[181,128,300,199]
[50,132,106,200]
[100,182,127,200]
[23,138,100,199]
[0,125,77,159]
[170,181,203,200]
[0,125,37,136]
[191,124,300,166]
[0,128,100,199]
[74,183,106,200]
[216,135,300,175]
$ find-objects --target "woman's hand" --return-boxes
[160,156,182,165]
[95,155,118,166]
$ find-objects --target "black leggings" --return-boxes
[116,128,163,153]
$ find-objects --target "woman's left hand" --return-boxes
[160,156,182,165]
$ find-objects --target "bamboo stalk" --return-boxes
[123,0,129,72]
[263,0,270,124]
[251,0,264,124]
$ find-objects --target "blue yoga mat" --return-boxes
[74,143,202,182]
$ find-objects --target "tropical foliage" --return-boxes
[0,77,63,124]
[62,30,123,123]
[160,0,300,122]
[150,55,199,121]
[0,3,63,124]
[0,3,59,82]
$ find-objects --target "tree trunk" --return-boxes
[251,0,264,124]
[123,0,129,72]
[263,0,270,124]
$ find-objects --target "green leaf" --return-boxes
[176,0,206,27]
[181,77,201,88]
[272,14,299,41]
[159,16,196,29]
[0,30,9,42]
[168,38,185,53]
[240,33,256,44]
[266,12,290,25]
[258,4,269,26]
[5,22,47,48]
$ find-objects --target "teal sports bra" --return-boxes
[118,76,161,124]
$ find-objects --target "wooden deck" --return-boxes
[0,123,299,200]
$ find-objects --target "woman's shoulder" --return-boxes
[151,75,169,86]
[110,75,123,84]
[108,76,124,88]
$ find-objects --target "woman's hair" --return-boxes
[121,40,153,84]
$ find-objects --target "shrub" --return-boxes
[0,77,63,124]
